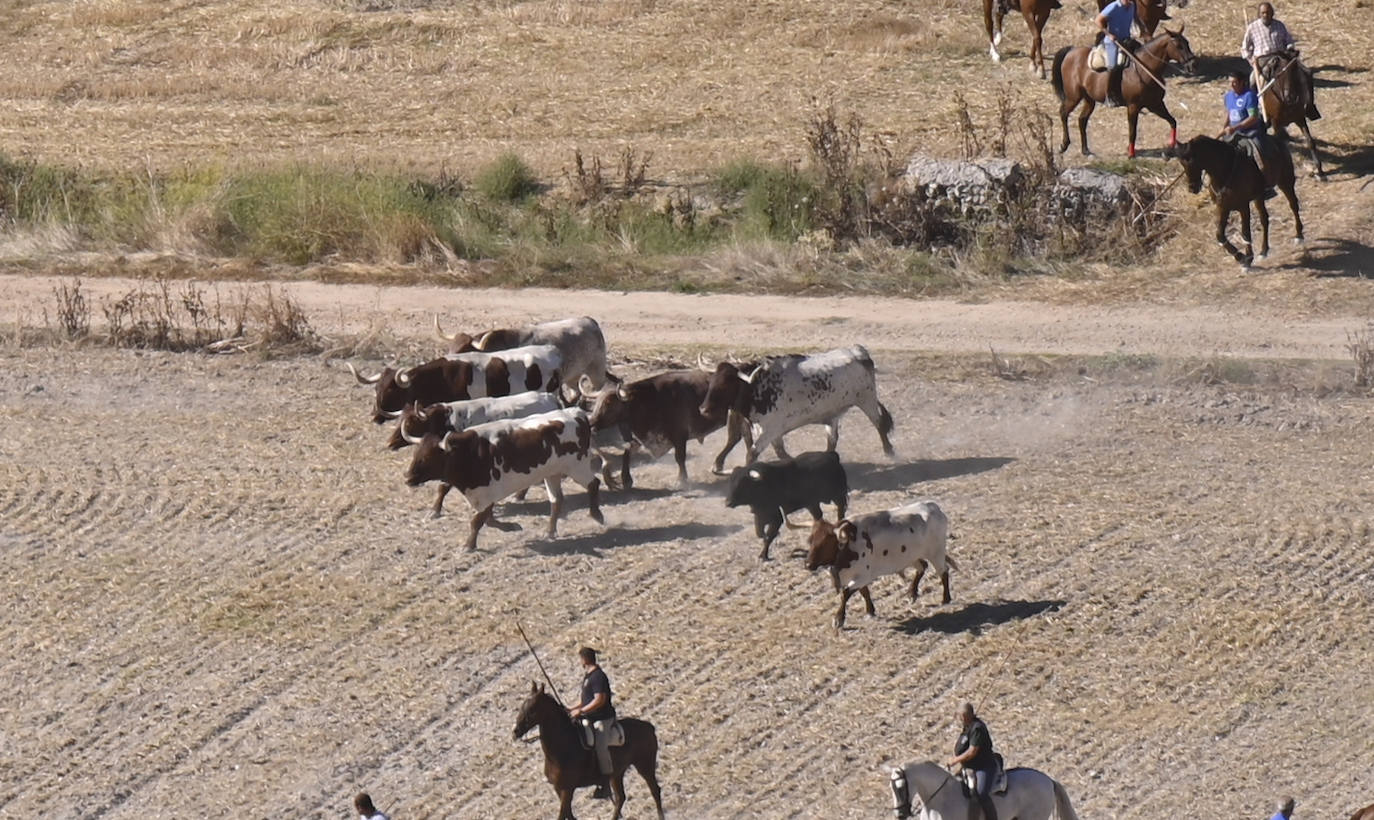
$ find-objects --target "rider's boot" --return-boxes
[1104,66,1124,107]
[591,777,611,800]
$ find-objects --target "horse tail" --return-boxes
[1051,46,1072,101]
[1052,779,1080,820]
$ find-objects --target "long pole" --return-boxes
[1107,34,1188,110]
[516,622,567,707]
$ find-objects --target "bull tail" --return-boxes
[944,554,959,571]
[1052,46,1072,101]
[877,402,894,437]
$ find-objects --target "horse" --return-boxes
[1051,24,1197,158]
[983,0,1061,79]
[890,761,1080,820]
[1095,0,1171,37]
[1165,135,1303,268]
[1258,52,1326,178]
[513,682,665,820]
[1349,801,1374,820]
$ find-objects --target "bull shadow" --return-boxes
[496,485,674,515]
[848,457,1015,493]
[893,598,1065,636]
[524,522,737,556]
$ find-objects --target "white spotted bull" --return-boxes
[699,345,894,470]
[434,315,616,393]
[388,391,564,517]
[804,500,955,628]
[402,408,605,551]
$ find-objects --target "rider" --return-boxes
[1219,68,1277,198]
[1241,2,1320,120]
[1096,0,1139,107]
[1269,796,1296,820]
[353,793,390,820]
[947,703,999,820]
[568,646,617,800]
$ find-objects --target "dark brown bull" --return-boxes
[349,348,561,424]
[585,369,752,489]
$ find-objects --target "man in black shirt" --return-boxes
[947,702,998,820]
[568,647,617,799]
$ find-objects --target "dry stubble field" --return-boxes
[2,282,1374,819]
[1,0,1374,818]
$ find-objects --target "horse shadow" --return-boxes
[524,522,737,556]
[893,598,1065,635]
[1178,55,1248,85]
[848,457,1016,493]
[1311,63,1366,89]
[1284,238,1374,278]
[1301,138,1374,178]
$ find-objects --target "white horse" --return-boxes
[890,761,1079,820]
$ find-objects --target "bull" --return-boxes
[434,315,616,392]
[348,344,562,424]
[724,450,848,560]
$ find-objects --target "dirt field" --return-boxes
[2,277,1372,819]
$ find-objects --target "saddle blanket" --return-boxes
[579,719,626,749]
[1088,44,1128,71]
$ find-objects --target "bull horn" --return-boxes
[400,425,425,446]
[577,374,596,398]
[438,432,452,452]
[741,363,764,384]
[347,362,382,385]
[783,515,813,531]
[434,315,458,342]
[394,367,412,388]
[378,407,403,419]
[697,351,715,371]
[413,400,429,421]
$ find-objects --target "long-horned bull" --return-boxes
[401,408,605,551]
[581,368,753,489]
[349,344,563,424]
[433,315,617,392]
[804,500,955,629]
[700,345,895,471]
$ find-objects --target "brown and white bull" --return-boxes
[699,345,895,470]
[349,344,562,424]
[582,369,752,489]
[387,391,565,518]
[434,315,616,392]
[402,408,605,551]
[804,500,955,628]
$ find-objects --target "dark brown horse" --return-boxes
[1051,24,1197,157]
[983,0,1061,79]
[1166,135,1303,268]
[1095,0,1171,37]
[1259,52,1326,178]
[513,682,665,820]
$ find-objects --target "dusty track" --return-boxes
[2,278,1373,818]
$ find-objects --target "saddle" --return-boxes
[960,754,1009,796]
[1088,42,1132,71]
[578,718,626,749]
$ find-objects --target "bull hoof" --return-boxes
[590,509,606,525]
[1293,236,1305,246]
[430,511,443,520]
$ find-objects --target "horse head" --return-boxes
[1165,139,1205,193]
[1162,23,1196,75]
[513,681,560,740]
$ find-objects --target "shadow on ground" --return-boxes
[893,599,1066,635]
[849,457,1016,493]
[526,522,738,556]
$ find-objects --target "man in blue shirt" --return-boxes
[1096,0,1138,107]
[568,647,617,799]
[1219,68,1276,197]
[1269,795,1295,820]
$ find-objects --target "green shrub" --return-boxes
[472,152,538,202]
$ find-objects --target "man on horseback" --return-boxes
[1242,2,1320,120]
[568,646,616,800]
[947,703,999,820]
[1219,69,1278,198]
[1095,0,1139,107]
[1269,796,1297,820]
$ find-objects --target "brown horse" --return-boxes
[983,0,1061,79]
[1052,24,1196,157]
[514,682,665,820]
[1259,52,1326,178]
[1095,0,1171,37]
[1349,801,1374,820]
[1166,135,1303,268]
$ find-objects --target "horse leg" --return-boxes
[609,772,627,820]
[1029,10,1049,79]
[1058,97,1074,153]
[1237,206,1255,267]
[941,568,953,603]
[1125,104,1140,158]
[632,757,666,820]
[558,787,577,820]
[1255,198,1271,260]
[1145,100,1178,148]
[1077,100,1096,157]
[1215,207,1246,265]
[1280,178,1303,243]
[1297,119,1326,179]
[984,0,1002,61]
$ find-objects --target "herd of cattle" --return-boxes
[347,316,954,627]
